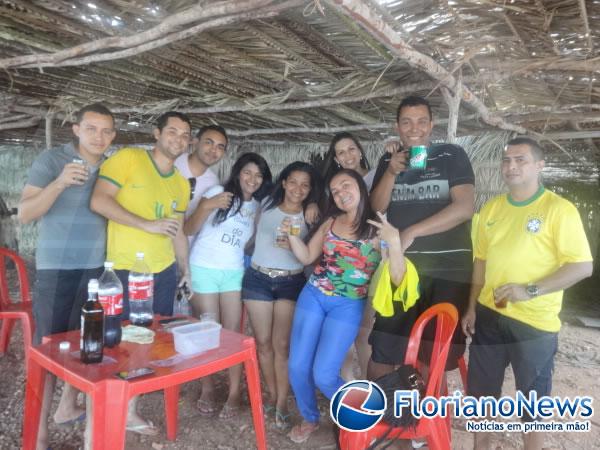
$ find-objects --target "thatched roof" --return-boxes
[0,0,599,161]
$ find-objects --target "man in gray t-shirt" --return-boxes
[18,103,116,448]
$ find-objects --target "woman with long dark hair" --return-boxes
[187,152,272,419]
[286,169,406,443]
[322,132,375,189]
[242,161,322,429]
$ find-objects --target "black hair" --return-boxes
[506,137,545,161]
[155,111,192,132]
[196,124,228,145]
[396,95,433,122]
[264,161,323,213]
[75,103,114,124]
[321,132,370,184]
[213,152,272,225]
[323,169,376,240]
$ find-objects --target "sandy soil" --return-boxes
[1,265,598,449]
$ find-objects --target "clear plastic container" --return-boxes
[172,321,222,356]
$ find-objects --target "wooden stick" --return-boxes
[0,0,282,69]
[0,117,40,131]
[330,0,527,134]
[45,112,54,149]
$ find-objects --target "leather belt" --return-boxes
[251,262,303,278]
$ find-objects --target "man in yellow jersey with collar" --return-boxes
[92,111,191,321]
[462,137,593,450]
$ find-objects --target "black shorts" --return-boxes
[32,267,103,345]
[242,267,305,302]
[369,273,470,370]
[467,304,557,416]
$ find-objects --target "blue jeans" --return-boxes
[288,283,365,423]
[115,263,177,318]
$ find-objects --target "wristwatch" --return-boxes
[526,284,539,298]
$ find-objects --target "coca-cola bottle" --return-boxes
[98,261,123,347]
[80,279,104,364]
[128,252,154,327]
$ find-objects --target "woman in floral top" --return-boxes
[285,169,406,443]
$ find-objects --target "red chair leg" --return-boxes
[427,418,451,450]
[0,318,15,353]
[339,428,371,450]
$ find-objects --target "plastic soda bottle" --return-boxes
[128,252,154,327]
[98,261,123,347]
[80,279,104,364]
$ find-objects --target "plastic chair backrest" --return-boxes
[404,302,458,398]
[0,247,32,307]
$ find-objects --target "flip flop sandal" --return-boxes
[263,402,275,417]
[55,412,86,426]
[126,419,158,436]
[275,410,292,430]
[219,403,241,419]
[196,398,217,416]
[289,422,319,443]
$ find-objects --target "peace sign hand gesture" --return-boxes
[367,211,401,248]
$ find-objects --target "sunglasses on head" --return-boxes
[188,177,196,200]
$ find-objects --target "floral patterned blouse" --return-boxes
[308,221,381,299]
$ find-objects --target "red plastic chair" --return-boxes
[0,247,34,367]
[339,303,458,450]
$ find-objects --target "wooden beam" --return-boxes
[329,0,527,134]
[441,72,462,143]
[578,0,594,54]
[45,112,54,150]
[0,1,299,69]
[541,131,600,141]
[0,117,40,131]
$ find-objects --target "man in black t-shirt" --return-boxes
[368,95,475,380]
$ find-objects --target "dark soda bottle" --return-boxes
[80,279,104,364]
[98,261,123,347]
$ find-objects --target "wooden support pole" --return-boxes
[441,72,462,144]
[45,112,54,150]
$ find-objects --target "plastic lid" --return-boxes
[136,252,144,259]
[104,261,114,268]
[88,278,99,292]
[59,341,70,351]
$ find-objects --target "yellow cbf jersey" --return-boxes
[475,187,592,332]
[99,147,190,273]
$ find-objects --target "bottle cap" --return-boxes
[88,278,99,293]
[136,252,144,259]
[59,341,70,351]
[104,261,114,268]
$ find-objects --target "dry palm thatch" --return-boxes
[0,0,596,169]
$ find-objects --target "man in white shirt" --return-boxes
[175,125,228,219]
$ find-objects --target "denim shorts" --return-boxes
[190,265,244,294]
[467,304,558,414]
[242,266,306,301]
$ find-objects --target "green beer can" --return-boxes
[409,145,427,170]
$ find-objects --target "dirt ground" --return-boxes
[1,264,599,449]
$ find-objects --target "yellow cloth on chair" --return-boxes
[371,258,420,317]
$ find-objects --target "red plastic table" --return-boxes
[22,319,266,450]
